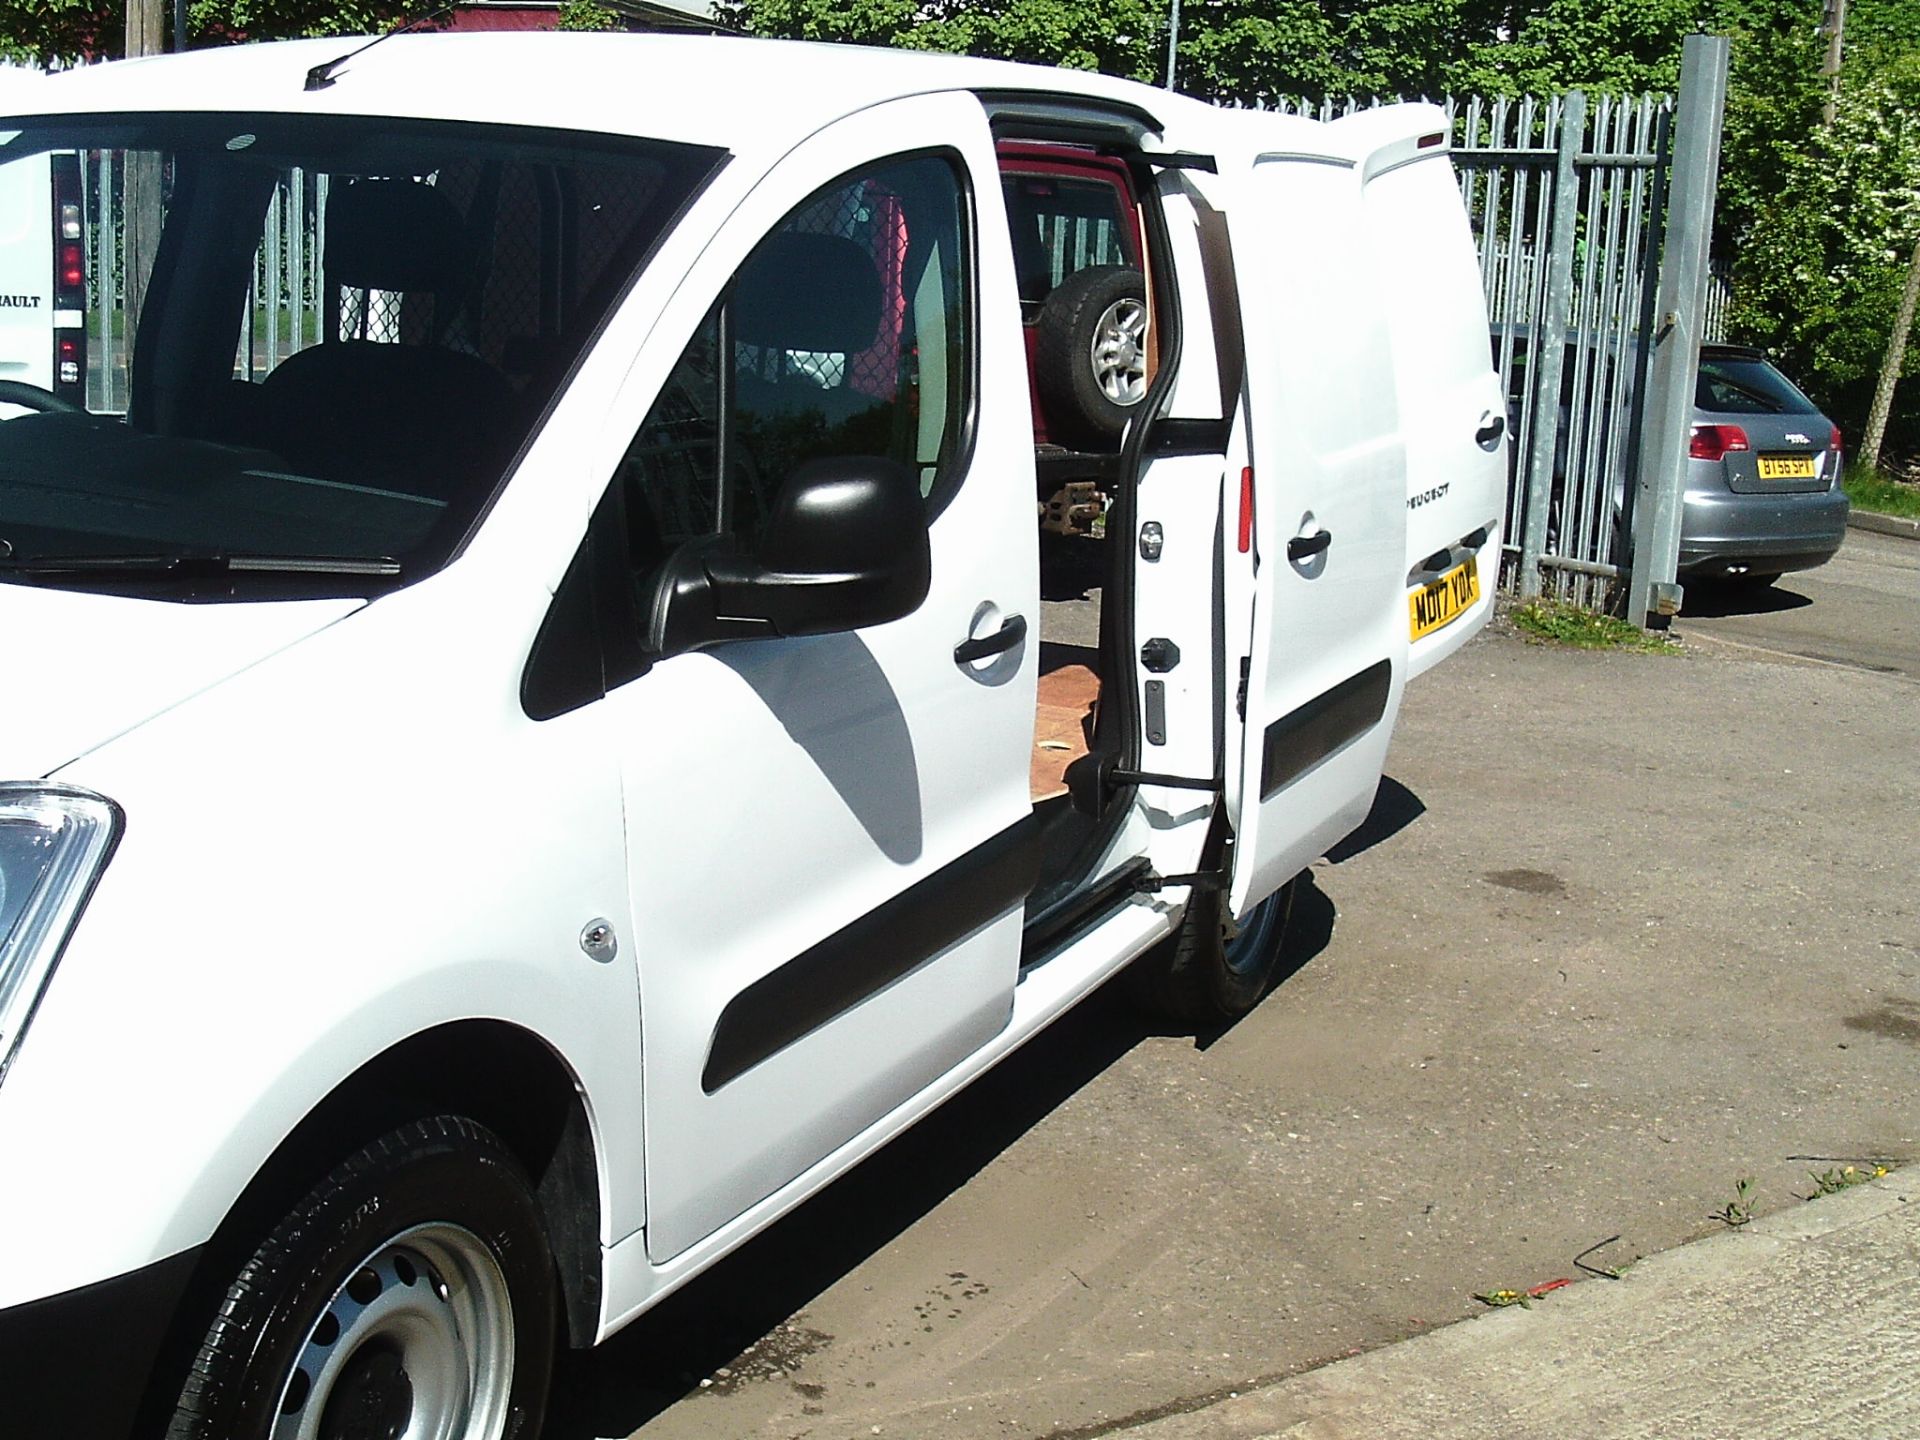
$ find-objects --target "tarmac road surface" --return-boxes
[1674,527,1920,680]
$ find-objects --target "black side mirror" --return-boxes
[644,456,931,658]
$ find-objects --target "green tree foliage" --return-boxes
[556,0,624,28]
[1728,37,1920,445]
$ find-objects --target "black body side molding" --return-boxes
[703,812,1049,1092]
[1259,659,1393,800]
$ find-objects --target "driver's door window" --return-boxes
[615,152,968,580]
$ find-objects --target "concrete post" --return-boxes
[1628,34,1730,627]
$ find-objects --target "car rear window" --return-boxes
[1695,355,1819,416]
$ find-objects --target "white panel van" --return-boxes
[0,35,1504,1439]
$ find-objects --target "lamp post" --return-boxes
[1165,0,1180,90]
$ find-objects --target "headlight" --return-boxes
[0,784,121,1087]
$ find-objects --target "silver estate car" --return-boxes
[1680,344,1848,584]
[1497,334,1849,587]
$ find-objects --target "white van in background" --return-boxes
[0,123,87,418]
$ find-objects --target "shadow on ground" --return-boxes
[1678,579,1814,618]
[547,873,1346,1438]
[1325,778,1426,865]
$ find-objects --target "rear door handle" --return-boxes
[954,612,1026,665]
[1476,412,1506,449]
[1287,529,1332,562]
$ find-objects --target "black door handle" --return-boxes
[954,612,1027,665]
[1476,412,1506,449]
[1287,529,1332,562]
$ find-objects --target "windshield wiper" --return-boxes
[0,553,402,577]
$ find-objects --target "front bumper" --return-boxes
[1679,486,1849,578]
[0,1246,201,1439]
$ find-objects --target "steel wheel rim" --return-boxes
[1089,297,1147,406]
[271,1222,514,1440]
[1222,890,1286,979]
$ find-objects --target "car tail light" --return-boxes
[56,336,80,386]
[1689,424,1750,461]
[1829,425,1843,452]
[59,242,83,290]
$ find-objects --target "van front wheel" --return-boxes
[1129,879,1297,1026]
[167,1116,556,1440]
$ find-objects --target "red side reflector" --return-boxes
[1688,424,1750,461]
[1238,466,1254,554]
[1417,132,1445,149]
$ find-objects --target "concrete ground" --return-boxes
[550,528,1920,1440]
[1126,1175,1920,1440]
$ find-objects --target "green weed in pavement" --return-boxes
[1511,599,1680,654]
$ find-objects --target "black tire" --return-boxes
[167,1116,557,1440]
[1128,878,1298,1026]
[1034,266,1148,448]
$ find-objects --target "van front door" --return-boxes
[1220,141,1409,919]
[594,95,1040,1264]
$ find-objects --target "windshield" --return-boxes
[0,112,721,597]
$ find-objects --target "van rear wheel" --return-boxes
[166,1116,556,1440]
[1128,879,1297,1025]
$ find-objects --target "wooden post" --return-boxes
[1861,236,1920,473]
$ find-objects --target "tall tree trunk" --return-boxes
[121,0,165,348]
[1861,236,1920,473]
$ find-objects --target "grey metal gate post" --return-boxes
[1517,92,1586,600]
[1627,34,1730,626]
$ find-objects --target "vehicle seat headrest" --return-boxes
[325,178,470,293]
[732,232,881,355]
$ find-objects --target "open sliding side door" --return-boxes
[1219,124,1410,920]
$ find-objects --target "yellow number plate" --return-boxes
[1757,454,1816,480]
[1410,555,1481,641]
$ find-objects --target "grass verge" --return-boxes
[1510,598,1681,654]
[1844,465,1920,519]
